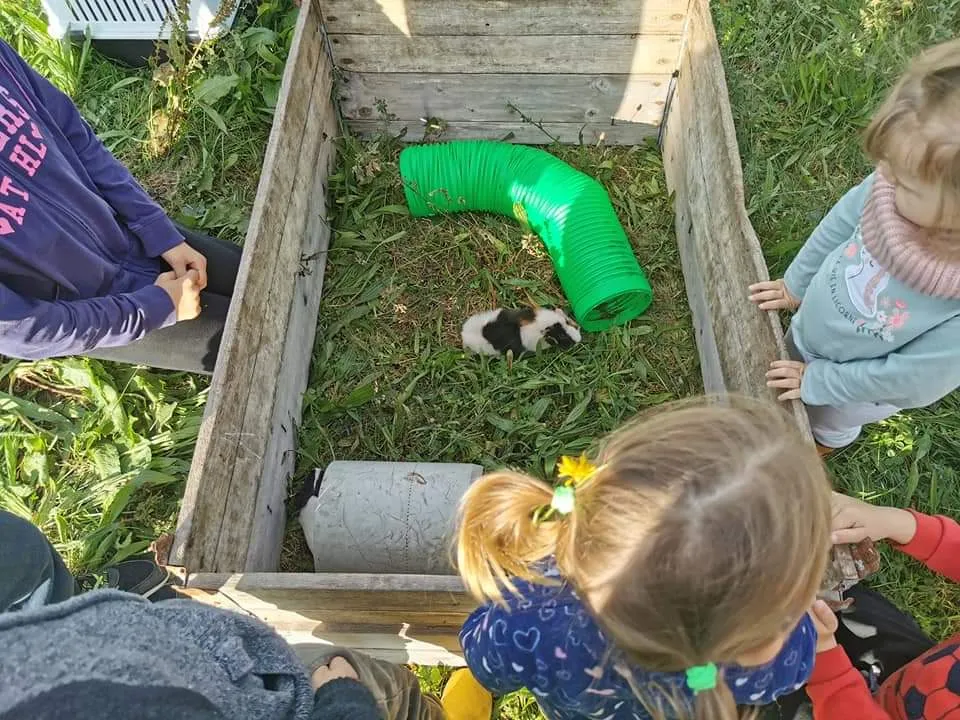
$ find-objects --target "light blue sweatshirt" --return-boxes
[784,173,960,409]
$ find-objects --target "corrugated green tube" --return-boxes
[398,141,652,332]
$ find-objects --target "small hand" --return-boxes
[831,491,917,546]
[748,279,800,311]
[311,656,359,690]
[765,360,806,401]
[809,599,839,654]
[155,269,202,321]
[161,241,208,290]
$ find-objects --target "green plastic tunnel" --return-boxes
[398,141,652,332]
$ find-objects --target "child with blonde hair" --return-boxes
[455,397,835,720]
[749,38,960,450]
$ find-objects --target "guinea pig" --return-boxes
[461,306,582,356]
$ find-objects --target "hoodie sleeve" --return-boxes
[783,175,874,300]
[806,646,892,720]
[800,314,960,408]
[0,281,175,358]
[0,41,183,258]
[310,679,382,720]
[459,604,526,695]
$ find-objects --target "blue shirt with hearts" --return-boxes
[459,568,815,719]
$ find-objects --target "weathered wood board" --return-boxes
[660,0,812,435]
[177,572,471,665]
[351,119,660,145]
[323,0,688,143]
[321,0,688,36]
[330,34,682,75]
[172,0,340,572]
[340,73,669,126]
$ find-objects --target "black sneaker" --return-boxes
[79,559,170,599]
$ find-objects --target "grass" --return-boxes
[3,0,960,718]
[283,136,700,571]
[714,0,960,642]
[0,0,295,572]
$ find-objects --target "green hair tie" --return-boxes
[685,663,718,694]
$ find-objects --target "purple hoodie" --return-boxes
[0,40,179,359]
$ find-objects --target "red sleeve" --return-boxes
[806,646,891,719]
[895,511,960,582]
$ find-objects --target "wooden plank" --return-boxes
[243,66,337,572]
[328,34,682,74]
[321,0,688,36]
[660,0,812,436]
[172,0,332,571]
[282,631,465,667]
[348,119,659,145]
[340,72,671,125]
[177,572,471,664]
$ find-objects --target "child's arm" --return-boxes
[459,605,526,695]
[0,40,183,258]
[833,493,960,584]
[0,282,175,358]
[806,646,893,719]
[782,175,875,300]
[800,315,960,408]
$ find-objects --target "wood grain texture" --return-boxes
[660,0,812,437]
[320,0,688,36]
[340,72,671,125]
[328,34,682,74]
[172,0,340,572]
[348,119,659,145]
[177,572,471,664]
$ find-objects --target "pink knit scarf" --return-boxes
[860,171,960,299]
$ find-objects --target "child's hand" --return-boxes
[748,279,800,311]
[809,599,838,653]
[765,360,806,401]
[831,492,917,546]
[161,241,208,290]
[311,656,359,689]
[155,270,202,321]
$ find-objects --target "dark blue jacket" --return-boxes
[0,40,179,359]
[460,567,816,719]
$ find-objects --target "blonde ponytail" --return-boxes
[455,470,563,605]
[693,680,754,720]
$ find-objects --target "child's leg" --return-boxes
[783,327,899,449]
[805,402,900,449]
[86,291,230,374]
[0,510,78,612]
[301,646,446,720]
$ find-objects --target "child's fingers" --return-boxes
[776,388,802,401]
[749,289,783,302]
[748,281,780,292]
[767,379,800,390]
[765,367,802,380]
[769,360,805,370]
[810,600,839,633]
[831,527,868,545]
[757,299,790,311]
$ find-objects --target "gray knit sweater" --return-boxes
[0,590,316,719]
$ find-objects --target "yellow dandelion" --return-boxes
[556,454,597,485]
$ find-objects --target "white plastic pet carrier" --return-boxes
[40,0,238,41]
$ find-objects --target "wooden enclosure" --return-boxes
[171,0,809,664]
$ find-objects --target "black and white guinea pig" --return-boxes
[461,306,582,356]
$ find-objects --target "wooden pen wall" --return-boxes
[322,0,689,145]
